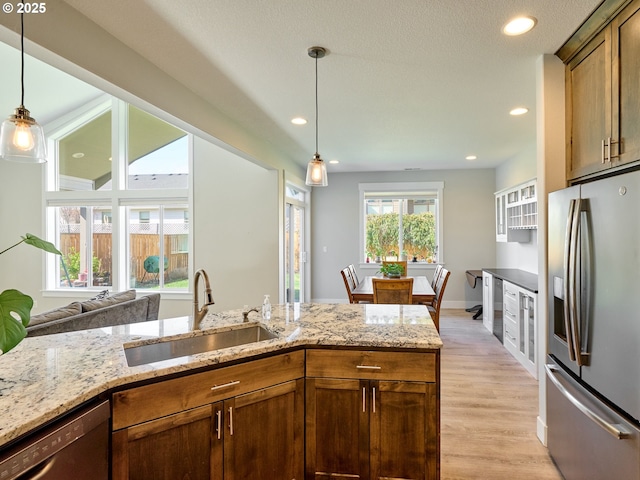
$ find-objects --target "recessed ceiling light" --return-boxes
[291,117,307,125]
[329,159,339,164]
[503,16,537,36]
[465,155,477,161]
[510,107,529,116]
[72,152,85,158]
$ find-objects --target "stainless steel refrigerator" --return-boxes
[547,169,640,480]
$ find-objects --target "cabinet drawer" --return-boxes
[504,285,518,309]
[306,349,436,382]
[112,350,304,430]
[504,317,518,347]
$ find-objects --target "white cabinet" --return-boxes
[482,271,494,333]
[502,281,537,378]
[495,179,537,243]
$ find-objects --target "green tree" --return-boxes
[365,212,436,261]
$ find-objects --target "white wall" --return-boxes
[0,162,46,304]
[189,137,280,314]
[495,143,539,274]
[310,169,496,308]
[536,54,567,445]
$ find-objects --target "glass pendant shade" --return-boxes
[0,106,47,163]
[305,153,328,186]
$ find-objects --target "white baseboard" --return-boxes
[537,416,547,445]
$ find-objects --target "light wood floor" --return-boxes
[439,309,563,480]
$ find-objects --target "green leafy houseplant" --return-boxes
[0,234,61,355]
[379,263,404,278]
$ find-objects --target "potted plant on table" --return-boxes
[379,262,404,278]
[0,233,61,355]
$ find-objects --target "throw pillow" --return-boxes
[29,302,83,327]
[91,289,110,300]
[81,289,136,312]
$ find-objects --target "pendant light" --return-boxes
[0,4,47,163]
[305,46,328,187]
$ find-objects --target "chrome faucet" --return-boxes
[193,269,215,330]
[242,307,260,322]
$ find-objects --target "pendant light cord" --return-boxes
[20,6,25,107]
[314,54,319,155]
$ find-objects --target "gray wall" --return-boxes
[309,168,496,308]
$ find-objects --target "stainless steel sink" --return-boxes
[124,325,277,366]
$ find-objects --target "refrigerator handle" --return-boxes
[569,197,585,365]
[563,199,577,362]
[545,364,631,439]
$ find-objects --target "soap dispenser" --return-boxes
[262,295,271,320]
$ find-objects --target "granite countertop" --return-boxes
[482,268,539,293]
[0,303,441,449]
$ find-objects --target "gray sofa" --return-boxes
[26,290,161,336]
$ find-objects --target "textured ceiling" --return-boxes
[6,1,604,173]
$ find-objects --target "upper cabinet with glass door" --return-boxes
[495,179,536,243]
[558,0,640,181]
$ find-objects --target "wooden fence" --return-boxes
[60,233,188,284]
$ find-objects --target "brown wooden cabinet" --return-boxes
[305,349,439,480]
[111,352,305,480]
[562,0,640,181]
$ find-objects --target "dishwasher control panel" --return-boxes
[0,400,109,480]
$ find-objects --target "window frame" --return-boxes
[358,181,444,265]
[43,97,192,296]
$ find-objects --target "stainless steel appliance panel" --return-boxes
[579,170,640,421]
[546,362,640,480]
[548,184,581,376]
[493,277,503,342]
[0,400,110,480]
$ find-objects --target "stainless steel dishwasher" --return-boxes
[0,399,110,480]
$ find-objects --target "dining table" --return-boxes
[351,275,435,304]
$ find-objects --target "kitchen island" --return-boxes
[0,303,442,479]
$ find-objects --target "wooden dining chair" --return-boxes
[341,268,357,303]
[372,277,413,304]
[427,268,450,331]
[381,260,408,276]
[348,264,359,287]
[430,264,443,289]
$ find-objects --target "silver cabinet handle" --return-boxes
[211,380,240,391]
[356,365,381,370]
[601,139,606,164]
[362,387,366,413]
[372,386,376,414]
[216,409,222,440]
[228,406,234,436]
[545,364,630,439]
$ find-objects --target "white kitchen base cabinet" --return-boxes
[502,281,537,378]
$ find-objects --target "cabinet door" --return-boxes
[495,194,506,242]
[566,26,611,180]
[306,378,370,479]
[612,0,640,167]
[370,381,438,480]
[482,272,493,333]
[224,379,304,480]
[112,405,215,480]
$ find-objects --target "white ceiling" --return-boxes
[4,1,602,173]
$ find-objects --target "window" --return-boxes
[359,182,443,264]
[45,97,191,292]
